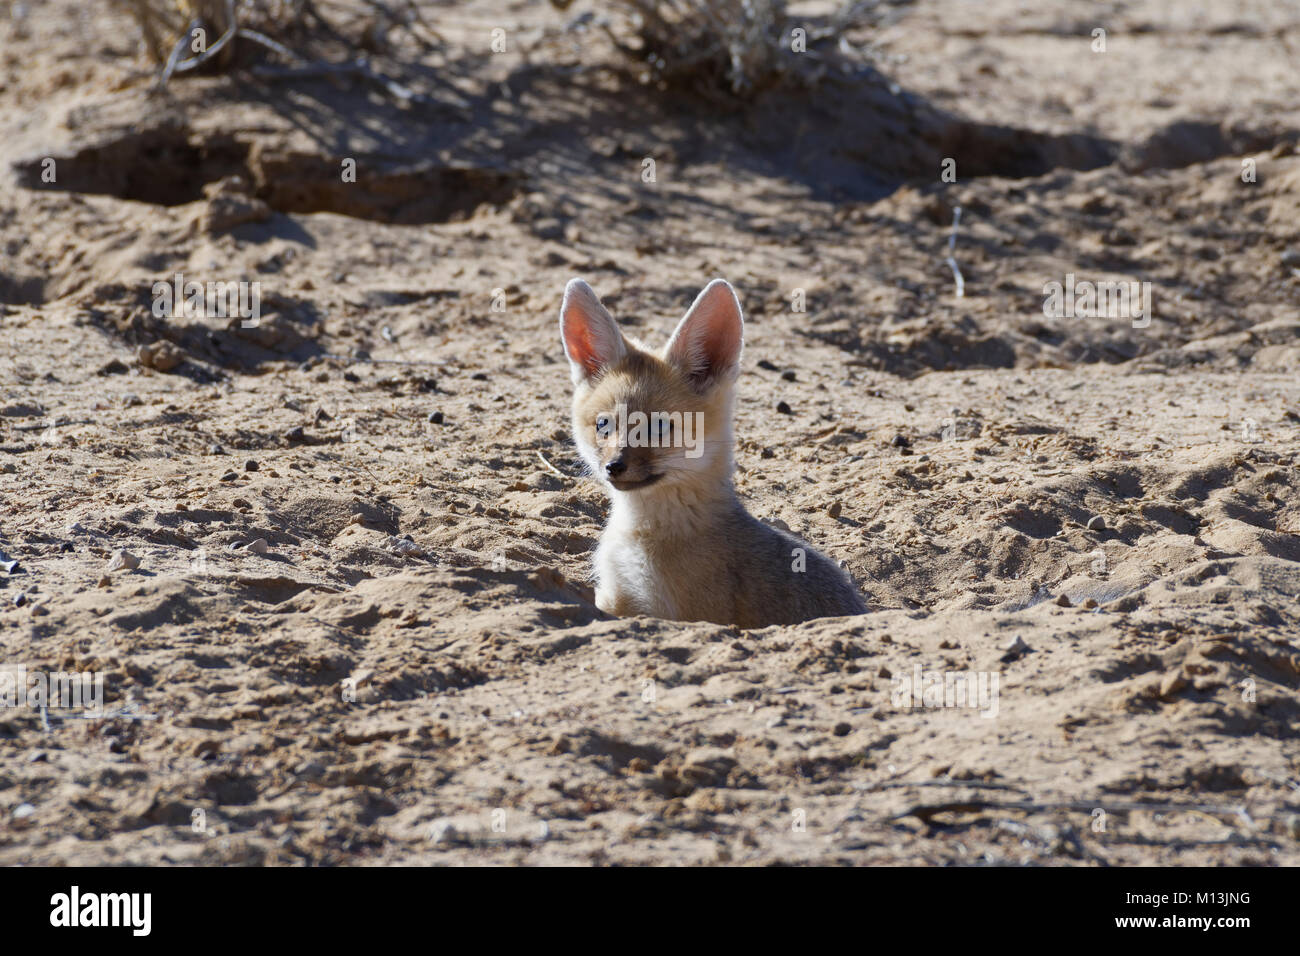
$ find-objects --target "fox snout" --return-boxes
[599,442,660,490]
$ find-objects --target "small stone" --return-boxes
[246,538,269,555]
[1281,248,1300,267]
[427,411,444,425]
[137,341,184,372]
[107,549,140,572]
[97,575,113,588]
[1086,515,1106,531]
[1000,636,1030,662]
[1055,594,1072,607]
[12,803,35,820]
[388,536,424,558]
[219,471,238,482]
[775,401,792,415]
[429,821,460,845]
[833,722,852,737]
[209,444,226,455]
[827,501,843,519]
[1159,670,1188,699]
[891,434,911,448]
[12,593,27,607]
[781,370,797,381]
[285,426,306,443]
[756,359,778,371]
[295,760,326,779]
[122,393,143,407]
[680,747,737,788]
[244,459,259,472]
[1083,598,1099,609]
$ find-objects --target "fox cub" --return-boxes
[559,277,867,629]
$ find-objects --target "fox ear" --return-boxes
[665,279,744,391]
[560,278,626,385]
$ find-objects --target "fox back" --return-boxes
[559,277,867,629]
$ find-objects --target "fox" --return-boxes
[558,277,868,629]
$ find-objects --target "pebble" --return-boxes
[12,593,27,607]
[781,370,797,381]
[388,536,424,558]
[756,359,778,371]
[12,804,35,820]
[827,501,843,519]
[1285,814,1300,840]
[428,411,444,425]
[1159,670,1188,698]
[122,393,143,407]
[833,721,852,737]
[1000,636,1030,661]
[107,549,140,572]
[775,401,792,415]
[429,821,460,845]
[1086,515,1106,531]
[679,747,738,788]
[891,434,911,447]
[285,426,306,443]
[209,444,226,455]
[1055,594,1072,607]
[137,341,184,372]
[246,538,269,555]
[244,459,259,472]
[219,471,238,482]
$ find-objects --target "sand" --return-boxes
[0,0,1298,865]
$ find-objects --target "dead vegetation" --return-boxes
[596,0,887,99]
[114,0,887,103]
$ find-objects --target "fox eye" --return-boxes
[595,415,612,437]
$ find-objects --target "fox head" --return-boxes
[559,278,744,497]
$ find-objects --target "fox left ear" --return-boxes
[665,279,744,391]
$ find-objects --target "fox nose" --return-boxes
[605,456,627,478]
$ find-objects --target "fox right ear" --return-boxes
[560,278,626,386]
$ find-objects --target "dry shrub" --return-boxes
[598,0,880,100]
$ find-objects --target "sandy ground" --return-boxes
[0,0,1298,865]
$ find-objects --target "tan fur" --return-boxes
[561,278,867,629]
